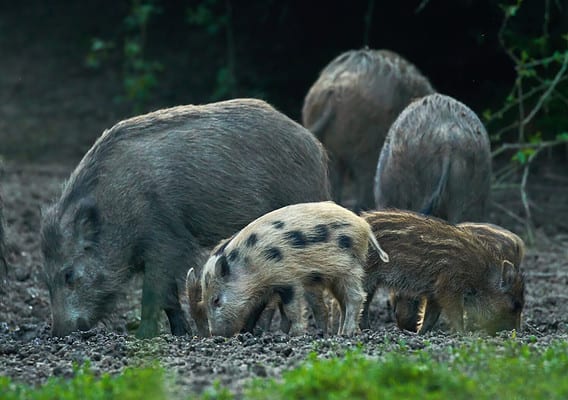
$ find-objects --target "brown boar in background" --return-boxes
[302,48,434,211]
[374,93,491,223]
[362,210,525,335]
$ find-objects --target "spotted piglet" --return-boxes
[197,201,389,337]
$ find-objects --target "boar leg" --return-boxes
[166,293,191,336]
[331,278,366,336]
[255,301,277,332]
[360,284,378,330]
[137,251,191,338]
[352,160,376,211]
[278,302,291,333]
[392,293,422,333]
[418,297,442,334]
[329,158,346,203]
[304,287,329,334]
[438,293,465,333]
[276,284,306,336]
[137,277,163,338]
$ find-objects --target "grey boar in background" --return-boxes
[374,93,492,223]
[199,201,389,337]
[302,48,434,211]
[390,222,526,333]
[40,98,331,338]
[362,210,525,335]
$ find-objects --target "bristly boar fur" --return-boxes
[361,210,525,335]
[40,98,331,338]
[302,48,434,211]
[374,93,491,223]
[200,201,389,337]
[390,222,526,333]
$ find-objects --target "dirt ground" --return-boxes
[0,158,567,397]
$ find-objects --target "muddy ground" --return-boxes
[0,159,567,397]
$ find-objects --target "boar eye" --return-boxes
[212,296,221,308]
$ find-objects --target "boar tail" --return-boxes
[420,154,450,216]
[307,92,335,141]
[368,230,389,263]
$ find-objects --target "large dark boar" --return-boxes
[40,98,331,338]
[199,201,389,337]
[302,48,434,210]
[374,93,491,223]
[391,222,526,333]
[361,210,525,335]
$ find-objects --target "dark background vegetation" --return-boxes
[0,0,567,162]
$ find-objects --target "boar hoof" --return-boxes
[136,320,160,339]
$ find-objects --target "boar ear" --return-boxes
[74,197,100,245]
[500,260,516,287]
[186,267,202,304]
[215,255,230,278]
[186,267,197,283]
[186,267,201,293]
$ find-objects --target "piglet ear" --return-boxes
[74,197,100,245]
[215,255,230,278]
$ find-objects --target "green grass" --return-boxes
[1,340,568,399]
[0,363,166,400]
[249,340,568,400]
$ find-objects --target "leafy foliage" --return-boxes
[485,0,568,146]
[85,0,162,112]
[186,0,237,101]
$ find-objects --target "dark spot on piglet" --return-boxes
[306,272,323,284]
[329,222,350,229]
[214,239,231,256]
[338,235,352,249]
[246,234,258,247]
[263,247,283,262]
[274,286,295,305]
[272,221,285,229]
[228,249,239,262]
[285,231,308,248]
[310,224,329,243]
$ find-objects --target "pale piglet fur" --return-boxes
[199,201,389,337]
[390,222,526,333]
[302,48,434,210]
[362,210,525,335]
[374,93,491,223]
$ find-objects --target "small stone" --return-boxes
[252,364,267,377]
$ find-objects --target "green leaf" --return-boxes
[512,151,527,165]
[556,132,568,141]
[528,132,542,144]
